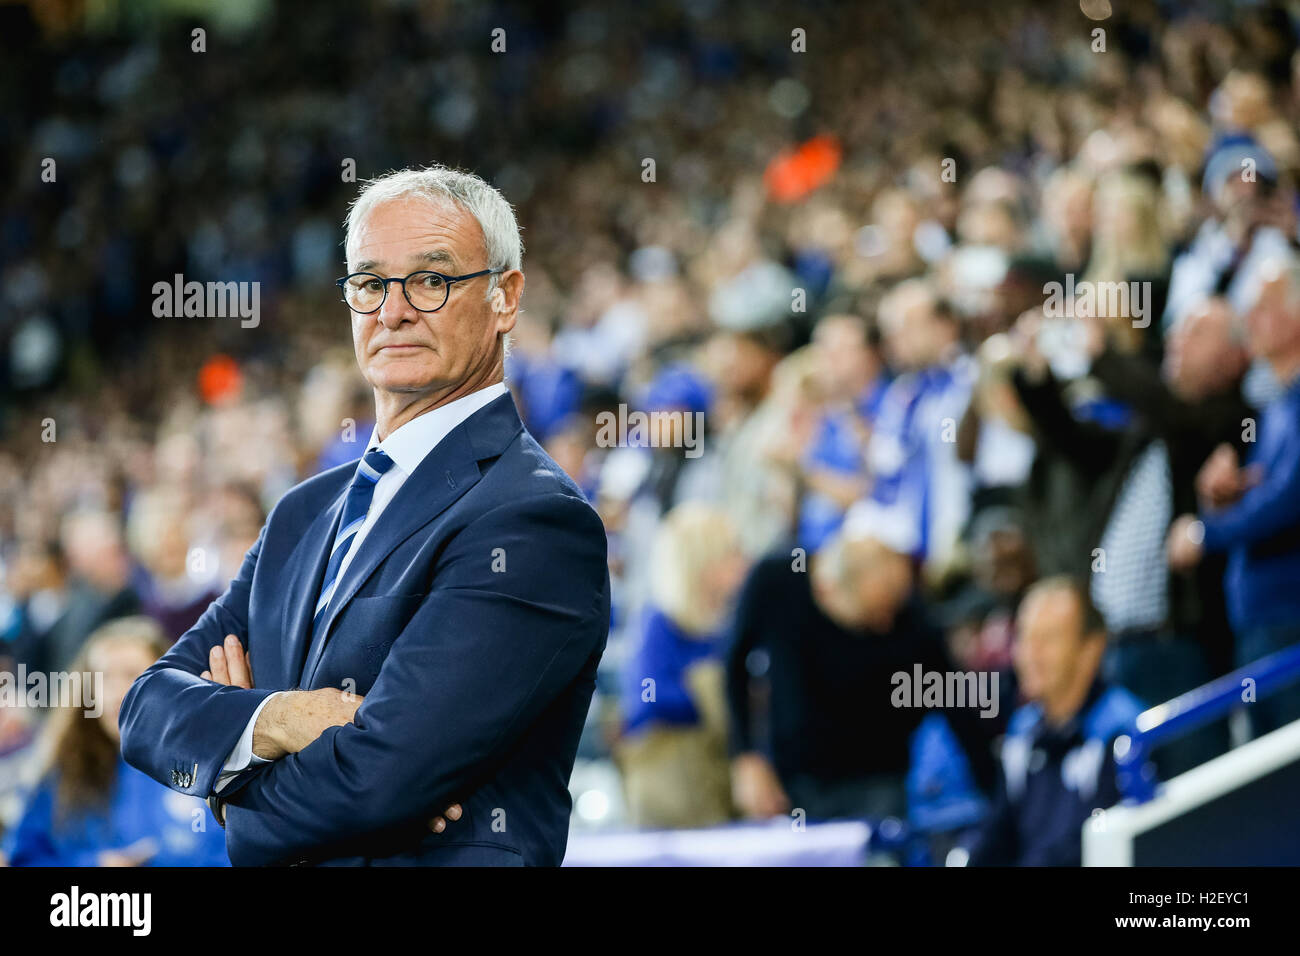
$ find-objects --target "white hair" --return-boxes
[344,164,523,298]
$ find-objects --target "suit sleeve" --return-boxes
[1201,422,1300,550]
[118,520,279,798]
[1011,368,1120,476]
[221,492,610,866]
[1089,350,1186,431]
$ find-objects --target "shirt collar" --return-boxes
[364,381,509,476]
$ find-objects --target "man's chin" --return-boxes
[366,362,444,393]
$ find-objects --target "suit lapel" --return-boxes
[298,393,524,687]
[282,483,350,688]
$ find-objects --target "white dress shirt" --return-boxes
[214,381,509,794]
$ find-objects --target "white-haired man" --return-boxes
[1167,255,1300,738]
[120,166,611,866]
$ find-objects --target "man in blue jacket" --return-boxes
[966,576,1143,866]
[119,165,611,866]
[1168,255,1300,737]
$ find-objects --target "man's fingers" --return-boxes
[200,671,212,681]
[208,645,231,685]
[223,635,251,688]
[428,804,462,832]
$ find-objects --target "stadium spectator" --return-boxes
[794,314,888,552]
[1168,256,1300,737]
[3,617,229,866]
[0,538,71,676]
[616,504,747,828]
[965,577,1144,867]
[41,512,141,675]
[1084,293,1254,712]
[1005,293,1250,774]
[850,282,974,577]
[726,532,995,823]
[1081,164,1171,363]
[694,324,800,558]
[127,488,221,642]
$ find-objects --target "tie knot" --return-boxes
[356,448,395,484]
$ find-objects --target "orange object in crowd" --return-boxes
[198,354,243,405]
[764,134,842,202]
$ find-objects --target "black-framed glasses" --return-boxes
[335,268,506,314]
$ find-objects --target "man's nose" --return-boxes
[376,283,416,328]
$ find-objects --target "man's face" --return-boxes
[975,527,1034,596]
[709,332,776,400]
[347,197,517,399]
[1014,589,1093,704]
[883,294,942,371]
[814,318,874,394]
[1215,175,1264,221]
[848,550,913,631]
[1165,299,1243,399]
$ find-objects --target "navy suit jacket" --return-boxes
[119,393,610,866]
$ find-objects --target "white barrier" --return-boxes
[1083,718,1300,866]
[564,818,872,867]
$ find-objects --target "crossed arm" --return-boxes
[200,636,461,835]
[215,493,605,866]
[120,491,606,865]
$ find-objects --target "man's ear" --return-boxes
[493,270,524,335]
[1080,630,1107,673]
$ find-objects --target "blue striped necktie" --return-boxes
[311,448,396,636]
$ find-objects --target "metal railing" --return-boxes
[1114,643,1300,803]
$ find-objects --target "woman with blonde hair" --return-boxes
[616,504,748,829]
[3,617,229,866]
[1081,165,1172,360]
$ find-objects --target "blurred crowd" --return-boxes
[3,0,1300,865]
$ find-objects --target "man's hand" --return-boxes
[201,635,254,688]
[252,687,363,760]
[1167,514,1206,572]
[429,803,462,834]
[1009,308,1050,383]
[1196,443,1261,510]
[201,635,461,833]
[731,752,792,819]
[199,636,357,758]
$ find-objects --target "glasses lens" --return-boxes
[344,274,385,312]
[404,272,447,311]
